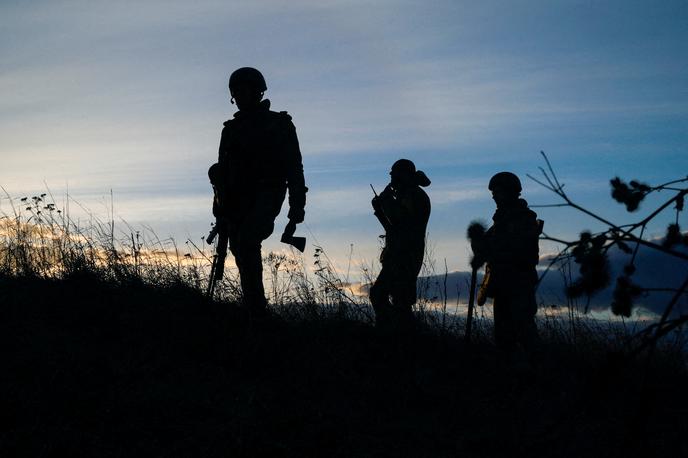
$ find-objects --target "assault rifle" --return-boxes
[206,219,229,299]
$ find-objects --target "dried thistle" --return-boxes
[610,177,649,212]
[567,231,611,298]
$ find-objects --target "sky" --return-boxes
[2,0,687,281]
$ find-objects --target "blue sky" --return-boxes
[1,0,687,276]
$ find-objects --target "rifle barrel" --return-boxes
[465,267,478,344]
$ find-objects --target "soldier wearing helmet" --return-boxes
[211,67,307,314]
[474,171,541,353]
[370,159,431,329]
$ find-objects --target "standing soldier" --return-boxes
[370,159,431,329]
[210,67,307,314]
[473,172,541,354]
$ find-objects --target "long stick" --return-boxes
[465,266,478,344]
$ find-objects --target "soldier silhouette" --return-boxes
[473,172,542,354]
[209,67,307,314]
[370,159,431,329]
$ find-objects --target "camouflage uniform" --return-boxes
[482,198,540,350]
[216,99,306,309]
[370,184,431,326]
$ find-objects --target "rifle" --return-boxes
[466,265,478,344]
[370,184,393,231]
[206,219,229,299]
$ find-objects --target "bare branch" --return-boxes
[651,176,688,190]
[540,151,563,191]
[526,173,557,193]
[538,166,560,194]
[630,189,687,232]
[529,203,570,208]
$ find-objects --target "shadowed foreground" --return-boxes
[1,275,686,457]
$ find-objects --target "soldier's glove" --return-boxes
[288,207,305,224]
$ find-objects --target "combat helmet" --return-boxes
[391,159,416,175]
[391,159,431,187]
[228,67,267,92]
[488,172,522,193]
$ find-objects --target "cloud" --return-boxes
[307,187,372,220]
[4,1,687,165]
[429,183,485,206]
[1,0,687,280]
[537,238,688,317]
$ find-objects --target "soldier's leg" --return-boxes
[370,266,393,327]
[229,225,265,310]
[234,241,267,310]
[232,190,283,311]
[493,293,517,351]
[390,273,417,327]
[512,289,540,351]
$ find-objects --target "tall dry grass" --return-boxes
[0,189,377,320]
[2,188,681,356]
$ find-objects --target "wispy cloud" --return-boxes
[429,183,485,206]
[2,0,687,273]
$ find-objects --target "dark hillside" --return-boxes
[1,275,686,457]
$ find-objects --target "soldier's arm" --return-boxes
[212,123,234,220]
[217,122,232,165]
[379,193,403,227]
[381,189,429,230]
[282,114,307,222]
[512,217,541,265]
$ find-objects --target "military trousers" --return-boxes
[228,188,285,310]
[369,261,420,328]
[492,288,539,352]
